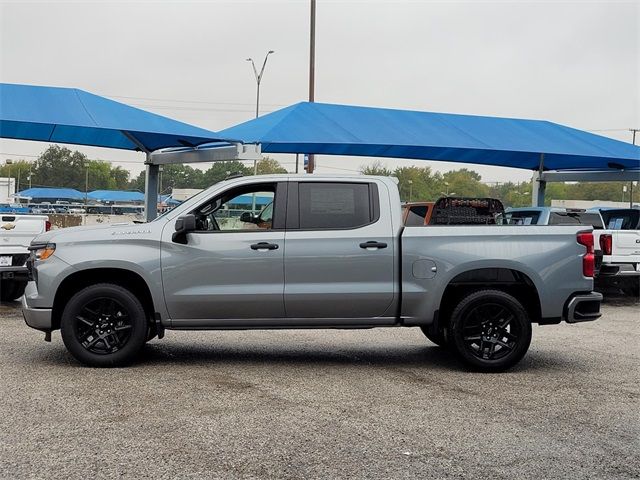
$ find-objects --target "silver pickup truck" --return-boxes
[22,175,602,371]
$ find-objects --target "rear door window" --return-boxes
[297,182,375,229]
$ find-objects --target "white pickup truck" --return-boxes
[1,214,50,301]
[591,208,640,295]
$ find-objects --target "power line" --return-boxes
[107,94,286,108]
[587,128,630,132]
[129,103,279,114]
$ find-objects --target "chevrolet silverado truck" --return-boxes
[1,213,50,301]
[590,207,640,296]
[22,175,602,371]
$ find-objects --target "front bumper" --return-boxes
[21,282,52,331]
[0,266,29,281]
[565,292,603,324]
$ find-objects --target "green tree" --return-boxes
[360,160,393,176]
[85,160,130,190]
[202,161,251,187]
[441,169,489,198]
[0,159,35,192]
[255,157,288,175]
[3,146,131,192]
[30,145,88,189]
[393,166,443,202]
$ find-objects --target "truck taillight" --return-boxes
[599,234,612,255]
[577,231,594,278]
[45,220,51,232]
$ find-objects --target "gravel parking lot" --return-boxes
[0,296,638,480]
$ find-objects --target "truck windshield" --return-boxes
[503,211,541,225]
[549,212,603,229]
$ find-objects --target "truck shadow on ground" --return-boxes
[130,342,581,373]
[25,339,584,373]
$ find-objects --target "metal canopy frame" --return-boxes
[145,145,638,218]
[143,143,261,220]
[532,154,639,207]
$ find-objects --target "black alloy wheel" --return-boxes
[448,289,532,372]
[61,284,147,367]
[73,297,133,355]
[460,303,520,361]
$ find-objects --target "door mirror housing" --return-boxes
[172,214,196,244]
[240,212,257,224]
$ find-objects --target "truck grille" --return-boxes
[11,254,29,267]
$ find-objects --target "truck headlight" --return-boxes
[28,243,56,261]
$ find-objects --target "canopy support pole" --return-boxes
[531,153,546,207]
[145,157,159,222]
[121,131,158,222]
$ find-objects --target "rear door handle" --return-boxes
[359,241,387,249]
[250,242,279,251]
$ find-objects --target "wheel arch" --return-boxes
[437,267,542,330]
[51,268,156,330]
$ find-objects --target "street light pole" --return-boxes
[631,128,638,207]
[247,50,275,212]
[307,0,316,174]
[247,50,275,120]
[85,164,89,207]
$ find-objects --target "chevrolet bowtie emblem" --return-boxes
[1,223,16,230]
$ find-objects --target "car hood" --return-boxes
[32,222,158,245]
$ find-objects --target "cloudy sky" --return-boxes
[1,0,638,183]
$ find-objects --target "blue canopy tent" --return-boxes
[218,102,640,205]
[87,190,145,203]
[0,83,221,151]
[229,194,273,206]
[160,195,181,206]
[0,83,225,219]
[16,187,85,202]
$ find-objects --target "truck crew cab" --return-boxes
[22,175,602,371]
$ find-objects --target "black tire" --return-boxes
[447,289,532,372]
[621,278,639,297]
[0,280,27,301]
[60,283,148,367]
[419,324,447,347]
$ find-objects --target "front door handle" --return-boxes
[359,241,387,249]
[250,242,279,251]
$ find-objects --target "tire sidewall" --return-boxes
[61,284,147,367]
[449,290,532,372]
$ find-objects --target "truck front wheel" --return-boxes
[60,283,148,367]
[447,289,532,372]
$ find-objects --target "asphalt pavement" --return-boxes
[0,296,638,479]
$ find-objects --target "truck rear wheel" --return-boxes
[447,289,532,372]
[60,283,147,367]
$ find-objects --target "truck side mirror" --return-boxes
[240,212,256,223]
[172,214,196,244]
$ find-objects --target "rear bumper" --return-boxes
[21,283,52,331]
[597,263,640,278]
[565,292,603,324]
[0,266,29,281]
